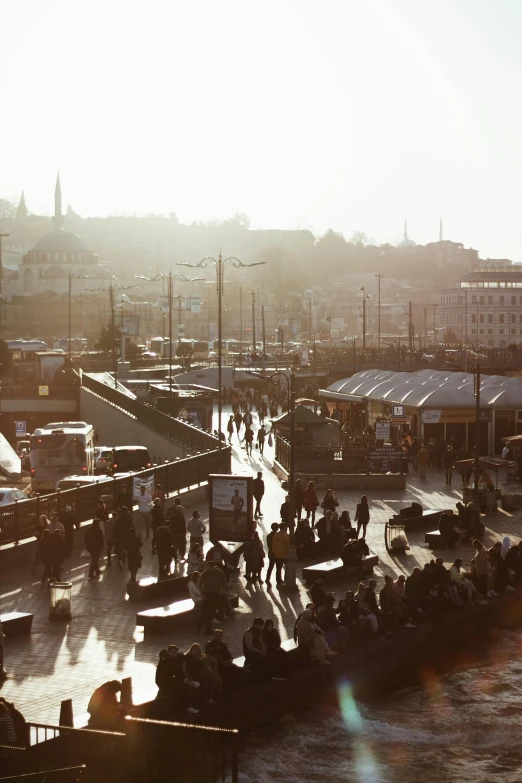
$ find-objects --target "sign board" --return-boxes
[133,474,154,498]
[178,408,189,421]
[160,296,169,314]
[368,447,404,474]
[391,404,405,418]
[121,315,139,336]
[208,474,253,543]
[189,295,201,314]
[375,422,390,441]
[422,409,476,424]
[38,385,49,396]
[15,421,26,437]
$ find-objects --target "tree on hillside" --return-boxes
[0,199,16,219]
[95,323,121,353]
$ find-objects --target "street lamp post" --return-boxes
[135,272,202,395]
[251,368,298,590]
[359,287,370,350]
[85,282,138,388]
[178,253,266,447]
[446,357,481,500]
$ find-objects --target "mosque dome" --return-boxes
[31,230,87,254]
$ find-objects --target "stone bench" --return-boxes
[302,553,378,585]
[127,574,189,602]
[425,530,448,548]
[393,508,445,531]
[0,612,33,638]
[136,594,239,634]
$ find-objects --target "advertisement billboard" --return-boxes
[368,447,404,474]
[208,474,253,543]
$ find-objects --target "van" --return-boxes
[111,446,152,474]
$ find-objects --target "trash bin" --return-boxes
[384,522,410,554]
[49,581,72,621]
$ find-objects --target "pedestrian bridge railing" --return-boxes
[0,448,230,547]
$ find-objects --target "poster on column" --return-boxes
[208,474,253,542]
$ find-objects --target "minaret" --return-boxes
[52,172,64,231]
[439,216,443,242]
[16,191,28,219]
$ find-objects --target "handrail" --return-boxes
[124,715,239,734]
[26,722,126,737]
[0,765,86,780]
[82,372,220,452]
[0,438,230,546]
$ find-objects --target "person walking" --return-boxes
[234,410,243,435]
[60,505,78,557]
[85,518,105,579]
[304,481,320,527]
[251,532,265,582]
[265,522,279,587]
[126,528,143,583]
[227,415,235,444]
[355,495,370,539]
[257,424,267,455]
[272,524,290,586]
[294,479,304,522]
[155,522,174,578]
[104,513,116,567]
[150,498,165,555]
[112,508,133,570]
[134,485,152,539]
[168,499,187,563]
[40,528,54,586]
[187,511,206,549]
[49,529,66,582]
[417,443,430,480]
[243,425,254,456]
[252,471,265,519]
[443,445,455,486]
[32,515,50,573]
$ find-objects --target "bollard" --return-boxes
[121,677,133,711]
[59,698,74,728]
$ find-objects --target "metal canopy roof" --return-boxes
[322,369,522,410]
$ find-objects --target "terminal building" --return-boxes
[320,369,522,455]
[438,263,522,347]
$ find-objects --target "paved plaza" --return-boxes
[1,410,521,726]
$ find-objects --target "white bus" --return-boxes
[6,340,50,360]
[30,421,96,492]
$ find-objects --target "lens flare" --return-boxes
[338,680,383,782]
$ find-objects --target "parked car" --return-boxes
[56,475,113,491]
[0,487,28,505]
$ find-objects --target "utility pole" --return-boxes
[424,306,427,350]
[251,290,256,359]
[308,298,312,344]
[261,304,266,367]
[433,303,437,345]
[474,356,481,501]
[239,286,243,363]
[109,284,117,388]
[0,232,10,326]
[409,301,413,351]
[375,273,383,349]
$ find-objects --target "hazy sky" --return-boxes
[3,0,522,258]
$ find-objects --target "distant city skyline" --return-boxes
[3,0,522,259]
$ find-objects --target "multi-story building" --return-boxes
[438,263,522,347]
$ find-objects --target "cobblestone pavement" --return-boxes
[1,406,521,725]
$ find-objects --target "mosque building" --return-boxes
[18,174,112,295]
